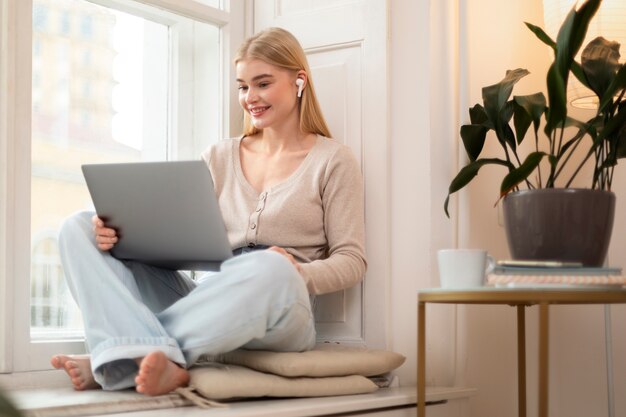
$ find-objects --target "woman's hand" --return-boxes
[268,246,303,274]
[92,215,118,251]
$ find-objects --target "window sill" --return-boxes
[0,369,72,390]
[4,385,476,417]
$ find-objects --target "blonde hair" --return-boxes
[235,27,331,138]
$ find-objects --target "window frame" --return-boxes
[0,0,244,378]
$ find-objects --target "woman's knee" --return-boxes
[243,251,305,293]
[58,210,96,245]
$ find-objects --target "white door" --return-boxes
[253,0,389,347]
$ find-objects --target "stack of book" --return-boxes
[487,260,626,288]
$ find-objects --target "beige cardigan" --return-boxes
[201,136,366,295]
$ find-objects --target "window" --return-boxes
[80,14,92,38]
[31,0,170,339]
[1,0,242,374]
[32,3,47,30]
[31,233,83,338]
[60,10,70,35]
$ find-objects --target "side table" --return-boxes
[417,287,626,417]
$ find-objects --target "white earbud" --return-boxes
[296,78,304,97]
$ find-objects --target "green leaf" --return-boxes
[444,158,512,217]
[545,0,601,135]
[525,21,592,89]
[602,106,626,159]
[500,152,547,195]
[602,105,626,141]
[583,106,626,175]
[571,60,591,90]
[581,37,621,101]
[615,122,626,159]
[500,100,517,150]
[570,0,601,57]
[545,63,568,135]
[563,115,591,130]
[513,102,532,145]
[524,20,589,92]
[525,22,556,49]
[514,92,547,135]
[548,154,558,166]
[460,124,489,161]
[469,104,489,125]
[482,69,530,127]
[559,116,596,155]
[599,64,626,113]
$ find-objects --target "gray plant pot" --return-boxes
[502,189,616,266]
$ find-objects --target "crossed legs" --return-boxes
[53,211,315,396]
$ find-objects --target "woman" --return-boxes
[51,27,366,396]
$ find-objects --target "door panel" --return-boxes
[306,44,362,155]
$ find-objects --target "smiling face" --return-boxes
[236,58,300,132]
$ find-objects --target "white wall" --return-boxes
[389,0,425,387]
[389,0,457,388]
[459,1,548,416]
[390,0,626,416]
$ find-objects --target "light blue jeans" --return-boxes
[58,211,316,390]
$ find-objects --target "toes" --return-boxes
[138,357,158,379]
[135,375,147,394]
[51,355,99,391]
[51,355,66,369]
[71,376,84,389]
[65,360,78,372]
[141,361,155,374]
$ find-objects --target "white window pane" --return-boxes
[31,0,169,339]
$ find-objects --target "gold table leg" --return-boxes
[418,301,426,417]
[517,305,526,417]
[538,303,549,417]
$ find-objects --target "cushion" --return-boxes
[211,344,406,377]
[177,363,378,403]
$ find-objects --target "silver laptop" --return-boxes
[81,160,233,270]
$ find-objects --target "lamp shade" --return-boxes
[543,0,626,109]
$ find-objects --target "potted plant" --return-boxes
[444,0,626,266]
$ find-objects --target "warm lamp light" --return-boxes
[543,0,626,109]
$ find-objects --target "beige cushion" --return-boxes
[212,345,406,377]
[182,363,378,401]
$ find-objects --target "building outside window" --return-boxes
[29,0,227,340]
[2,0,233,373]
[31,0,170,339]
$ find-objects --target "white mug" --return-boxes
[437,249,495,289]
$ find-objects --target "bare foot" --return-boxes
[51,354,100,390]
[135,351,189,396]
